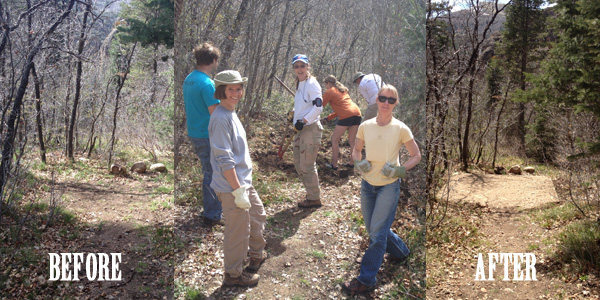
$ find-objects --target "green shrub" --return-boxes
[557,220,600,272]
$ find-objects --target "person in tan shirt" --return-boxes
[342,84,421,295]
[322,75,362,170]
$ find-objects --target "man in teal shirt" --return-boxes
[183,42,222,226]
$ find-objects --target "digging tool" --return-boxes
[274,75,295,96]
[274,76,297,160]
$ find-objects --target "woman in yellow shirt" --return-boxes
[342,84,421,295]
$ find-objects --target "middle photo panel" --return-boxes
[173,0,426,298]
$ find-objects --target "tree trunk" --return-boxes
[218,0,249,70]
[492,81,511,168]
[202,0,227,40]
[266,0,290,99]
[32,64,46,164]
[108,43,137,167]
[67,0,91,161]
[0,0,75,199]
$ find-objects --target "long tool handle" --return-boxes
[274,75,295,97]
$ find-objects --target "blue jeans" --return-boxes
[190,137,221,221]
[357,179,410,287]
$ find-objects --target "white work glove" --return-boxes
[232,186,251,210]
[381,162,407,179]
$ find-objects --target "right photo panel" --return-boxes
[426,0,599,298]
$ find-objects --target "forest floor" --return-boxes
[173,119,427,299]
[427,170,600,299]
[0,150,177,299]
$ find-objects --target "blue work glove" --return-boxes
[381,162,407,179]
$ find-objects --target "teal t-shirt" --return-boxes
[183,70,220,138]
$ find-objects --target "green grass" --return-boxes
[150,199,172,211]
[306,250,326,259]
[174,280,205,300]
[527,243,540,251]
[254,176,293,207]
[322,211,340,218]
[299,278,310,286]
[349,211,364,233]
[555,220,600,273]
[153,185,173,195]
[533,202,584,229]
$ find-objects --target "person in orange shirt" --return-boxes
[322,75,362,170]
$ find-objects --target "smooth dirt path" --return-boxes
[447,172,560,209]
[429,171,597,299]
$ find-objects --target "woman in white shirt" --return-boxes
[291,54,323,208]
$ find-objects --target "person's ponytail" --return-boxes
[324,75,348,93]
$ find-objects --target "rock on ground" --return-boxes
[131,161,147,174]
[150,163,167,173]
[508,165,522,175]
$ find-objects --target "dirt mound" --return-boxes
[445,172,559,210]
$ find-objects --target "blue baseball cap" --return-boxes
[292,54,309,65]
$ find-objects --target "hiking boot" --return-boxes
[297,199,322,208]
[341,278,375,295]
[245,251,269,273]
[203,217,224,227]
[223,271,260,287]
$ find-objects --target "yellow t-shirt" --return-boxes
[356,117,414,186]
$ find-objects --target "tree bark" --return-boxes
[32,64,46,164]
[67,0,91,161]
[0,0,75,199]
[266,0,291,99]
[218,0,249,70]
[108,42,137,167]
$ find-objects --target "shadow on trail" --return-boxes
[265,206,315,257]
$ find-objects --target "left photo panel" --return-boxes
[0,0,175,298]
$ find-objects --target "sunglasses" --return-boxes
[293,64,307,69]
[378,95,397,104]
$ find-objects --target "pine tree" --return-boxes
[524,0,600,156]
[498,0,546,153]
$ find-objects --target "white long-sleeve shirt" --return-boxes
[293,76,323,125]
[358,73,384,105]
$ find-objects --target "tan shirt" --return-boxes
[356,117,414,186]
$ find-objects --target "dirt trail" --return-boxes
[174,143,425,299]
[34,159,175,299]
[447,172,559,209]
[429,172,596,299]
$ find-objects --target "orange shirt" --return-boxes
[322,87,361,121]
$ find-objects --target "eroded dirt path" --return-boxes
[33,158,175,299]
[174,142,425,299]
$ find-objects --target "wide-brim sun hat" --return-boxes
[214,70,248,87]
[352,71,366,83]
[292,54,309,65]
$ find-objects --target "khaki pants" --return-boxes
[293,122,322,201]
[216,185,266,277]
[363,103,378,121]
